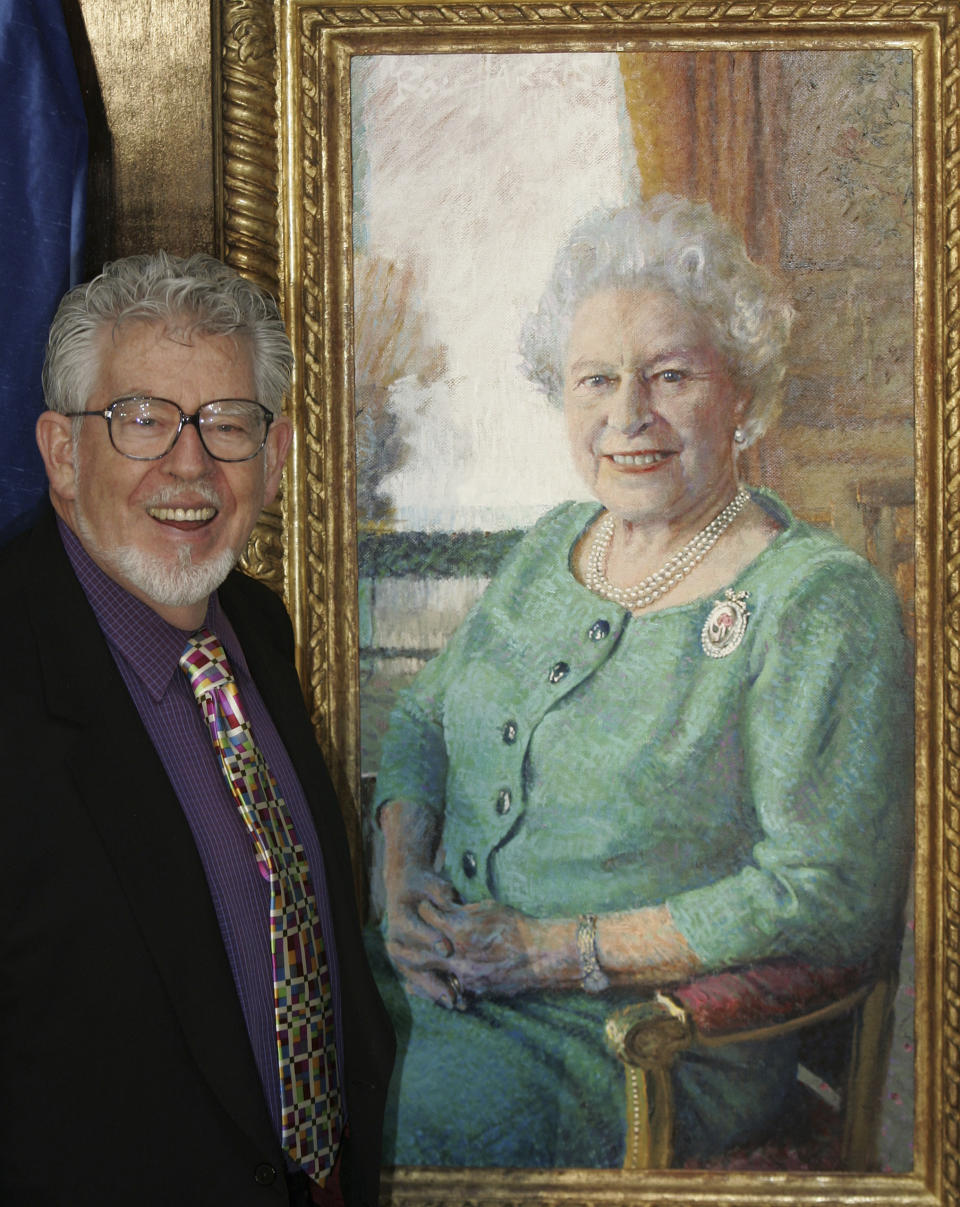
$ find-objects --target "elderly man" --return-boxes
[0,253,394,1206]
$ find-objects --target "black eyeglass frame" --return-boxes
[77,395,275,462]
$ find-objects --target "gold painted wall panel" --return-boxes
[75,0,216,264]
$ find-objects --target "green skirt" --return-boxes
[366,928,800,1168]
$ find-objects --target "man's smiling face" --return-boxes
[42,319,291,627]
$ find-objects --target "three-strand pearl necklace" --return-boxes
[585,487,751,611]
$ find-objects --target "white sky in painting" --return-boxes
[352,54,640,532]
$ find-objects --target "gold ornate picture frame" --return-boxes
[217,0,945,1202]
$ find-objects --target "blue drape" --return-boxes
[0,0,87,540]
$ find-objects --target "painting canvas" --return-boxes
[350,47,916,1174]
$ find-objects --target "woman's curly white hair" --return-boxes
[519,195,795,446]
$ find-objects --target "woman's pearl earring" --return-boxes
[734,428,747,446]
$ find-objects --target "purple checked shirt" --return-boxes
[59,519,345,1142]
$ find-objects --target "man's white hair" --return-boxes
[42,251,294,419]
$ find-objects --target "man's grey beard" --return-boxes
[89,532,237,610]
[72,484,239,613]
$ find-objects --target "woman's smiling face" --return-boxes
[562,287,747,529]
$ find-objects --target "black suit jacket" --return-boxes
[0,511,394,1206]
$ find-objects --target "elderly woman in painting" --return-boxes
[368,194,913,1167]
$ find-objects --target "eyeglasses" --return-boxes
[78,396,275,462]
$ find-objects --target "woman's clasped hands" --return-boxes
[386,864,572,1010]
[379,800,575,1009]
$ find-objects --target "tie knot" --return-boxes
[180,627,234,697]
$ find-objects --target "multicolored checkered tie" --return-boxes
[180,628,342,1184]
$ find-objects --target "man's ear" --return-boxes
[263,416,293,506]
[35,411,79,501]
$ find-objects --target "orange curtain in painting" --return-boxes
[619,52,784,267]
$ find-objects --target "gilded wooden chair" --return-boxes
[605,960,898,1171]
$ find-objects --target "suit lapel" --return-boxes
[24,515,279,1157]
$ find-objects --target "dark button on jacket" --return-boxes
[253,1163,277,1186]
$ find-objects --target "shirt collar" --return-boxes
[58,518,249,702]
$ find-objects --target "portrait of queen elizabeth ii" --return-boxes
[362,192,914,1169]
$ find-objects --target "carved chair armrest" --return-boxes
[668,958,873,1043]
[604,960,878,1170]
[606,959,873,1063]
[605,993,692,1168]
